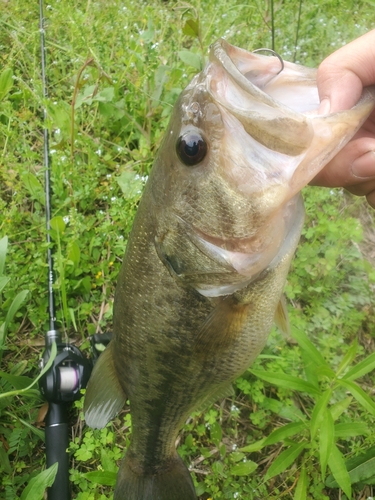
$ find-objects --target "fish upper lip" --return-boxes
[210,39,285,108]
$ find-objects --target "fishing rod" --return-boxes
[37,1,92,499]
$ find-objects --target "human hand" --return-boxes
[312,29,375,208]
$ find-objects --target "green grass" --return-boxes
[1,0,375,498]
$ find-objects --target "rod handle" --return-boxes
[45,403,71,500]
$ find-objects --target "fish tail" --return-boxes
[114,453,197,500]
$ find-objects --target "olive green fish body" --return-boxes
[84,39,375,500]
[113,185,303,461]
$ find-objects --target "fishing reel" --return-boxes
[39,330,92,404]
[38,329,92,500]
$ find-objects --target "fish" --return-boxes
[84,39,375,500]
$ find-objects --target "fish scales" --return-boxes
[84,39,375,499]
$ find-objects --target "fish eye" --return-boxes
[176,133,208,166]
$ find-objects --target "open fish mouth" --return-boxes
[211,39,322,115]
[198,38,375,204]
[154,39,375,297]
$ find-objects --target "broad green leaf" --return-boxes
[263,422,306,447]
[231,451,245,463]
[0,372,33,389]
[46,99,71,137]
[84,470,117,486]
[140,19,154,43]
[0,289,29,360]
[22,173,45,206]
[300,349,319,388]
[230,460,257,476]
[326,446,375,487]
[0,442,11,474]
[343,351,375,381]
[334,422,370,438]
[151,65,168,106]
[330,397,352,421]
[183,18,200,38]
[20,462,58,500]
[100,448,117,472]
[250,370,321,396]
[315,364,336,379]
[0,67,13,101]
[292,328,327,368]
[15,416,45,441]
[319,408,334,479]
[264,441,306,481]
[239,438,265,453]
[344,448,375,485]
[75,84,96,108]
[294,467,308,500]
[68,308,78,332]
[310,389,332,440]
[336,340,358,377]
[49,216,66,234]
[210,421,222,445]
[74,275,91,294]
[195,482,206,497]
[0,276,10,294]
[178,50,203,71]
[327,444,351,498]
[0,236,8,276]
[67,241,80,266]
[92,87,115,103]
[338,379,375,416]
[10,360,28,376]
[116,171,144,199]
[4,289,29,327]
[0,342,57,400]
[0,290,29,336]
[278,405,306,423]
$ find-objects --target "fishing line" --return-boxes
[293,0,304,63]
[270,0,275,51]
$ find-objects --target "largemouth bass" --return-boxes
[84,39,375,500]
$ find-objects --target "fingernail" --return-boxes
[318,98,331,115]
[352,151,375,178]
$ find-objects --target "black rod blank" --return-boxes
[39,0,56,332]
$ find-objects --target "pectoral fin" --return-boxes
[84,341,126,429]
[274,296,297,344]
[193,296,251,356]
[274,296,290,337]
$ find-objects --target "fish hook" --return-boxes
[252,48,284,75]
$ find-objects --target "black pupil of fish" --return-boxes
[176,134,207,166]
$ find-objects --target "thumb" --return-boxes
[317,29,375,113]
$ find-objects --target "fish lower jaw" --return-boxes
[190,224,284,276]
